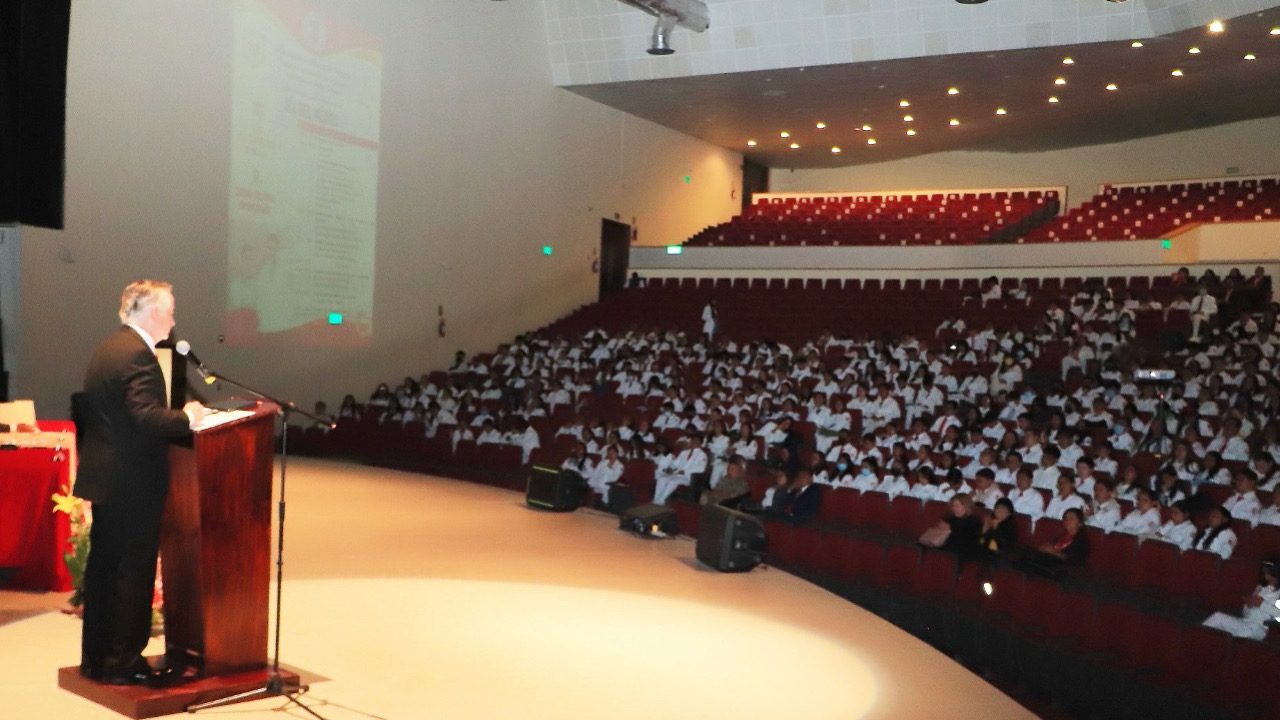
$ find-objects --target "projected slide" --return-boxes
[225,0,381,346]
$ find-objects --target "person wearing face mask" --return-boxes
[849,458,881,492]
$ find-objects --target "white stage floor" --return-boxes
[0,459,1034,720]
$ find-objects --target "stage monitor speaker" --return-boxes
[696,504,767,572]
[620,503,678,538]
[525,465,585,512]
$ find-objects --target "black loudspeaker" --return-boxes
[525,466,585,512]
[620,503,678,538]
[696,504,767,572]
[606,483,637,515]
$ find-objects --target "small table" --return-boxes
[0,423,75,592]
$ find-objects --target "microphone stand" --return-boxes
[183,369,330,720]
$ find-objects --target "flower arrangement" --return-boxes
[52,485,164,634]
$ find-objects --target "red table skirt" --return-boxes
[0,446,74,592]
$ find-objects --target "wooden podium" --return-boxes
[59,401,300,717]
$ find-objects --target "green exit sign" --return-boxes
[328,312,343,325]
[1161,239,1171,249]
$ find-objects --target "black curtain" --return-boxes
[741,159,769,214]
[0,0,71,229]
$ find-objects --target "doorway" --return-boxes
[599,219,631,297]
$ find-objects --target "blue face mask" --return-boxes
[836,462,848,471]
[860,467,873,476]
[1113,424,1126,435]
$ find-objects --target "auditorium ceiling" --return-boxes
[563,8,1280,169]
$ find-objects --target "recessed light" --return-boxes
[789,142,800,149]
[995,107,1007,115]
[1105,83,1118,91]
[746,140,757,146]
[1245,53,1257,60]
[947,87,959,95]
[1188,46,1201,54]
[1208,20,1224,33]
[906,129,917,136]
[899,99,911,107]
[1062,57,1074,65]
[816,121,827,129]
[1271,27,1280,36]
[861,124,872,131]
[949,118,960,126]
[1171,69,1184,76]
[867,138,877,145]
[1048,96,1060,103]
[831,146,842,154]
[903,115,914,122]
[1054,77,1067,86]
[1131,41,1144,48]
[780,131,790,138]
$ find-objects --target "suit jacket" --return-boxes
[788,483,822,522]
[75,326,191,505]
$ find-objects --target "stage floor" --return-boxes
[0,459,1034,720]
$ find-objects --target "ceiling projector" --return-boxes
[616,0,710,55]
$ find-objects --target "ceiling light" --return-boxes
[780,131,790,138]
[949,118,960,126]
[815,121,827,129]
[899,99,911,107]
[746,140,757,146]
[1131,41,1144,48]
[1062,57,1074,65]
[903,115,914,122]
[906,129,917,136]
[1208,20,1224,33]
[1171,69,1184,76]
[995,107,1007,115]
[1048,96,1059,103]
[1245,53,1257,60]
[1054,77,1067,85]
[831,146,841,154]
[1188,46,1201,54]
[861,124,872,131]
[867,138,877,145]
[789,142,800,149]
[947,87,959,95]
[1271,28,1280,36]
[1105,83,1118,91]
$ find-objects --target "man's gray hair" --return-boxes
[118,280,173,324]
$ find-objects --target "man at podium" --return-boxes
[75,280,204,686]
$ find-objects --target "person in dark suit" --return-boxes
[76,280,203,686]
[784,468,822,524]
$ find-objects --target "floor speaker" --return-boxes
[525,466,584,512]
[696,504,767,572]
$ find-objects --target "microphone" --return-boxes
[174,340,217,385]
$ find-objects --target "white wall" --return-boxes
[14,1,741,419]
[771,116,1280,211]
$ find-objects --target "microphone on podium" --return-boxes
[174,340,217,385]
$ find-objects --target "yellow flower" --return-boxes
[52,492,81,516]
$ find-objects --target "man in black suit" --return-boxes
[76,280,203,685]
[784,468,822,524]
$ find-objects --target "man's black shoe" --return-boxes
[99,658,153,686]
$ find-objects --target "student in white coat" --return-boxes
[1044,475,1087,520]
[586,445,626,504]
[1191,506,1239,560]
[1148,501,1197,550]
[1202,560,1280,640]
[1224,470,1264,526]
[1113,489,1164,536]
[653,434,709,505]
[1008,467,1047,520]
[1085,480,1122,531]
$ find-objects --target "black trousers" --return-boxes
[80,496,165,672]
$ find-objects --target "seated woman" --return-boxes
[1202,560,1280,639]
[1190,506,1238,560]
[977,497,1018,563]
[1019,508,1090,577]
[921,494,982,559]
[1148,500,1197,550]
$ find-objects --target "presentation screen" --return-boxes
[224,0,381,347]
